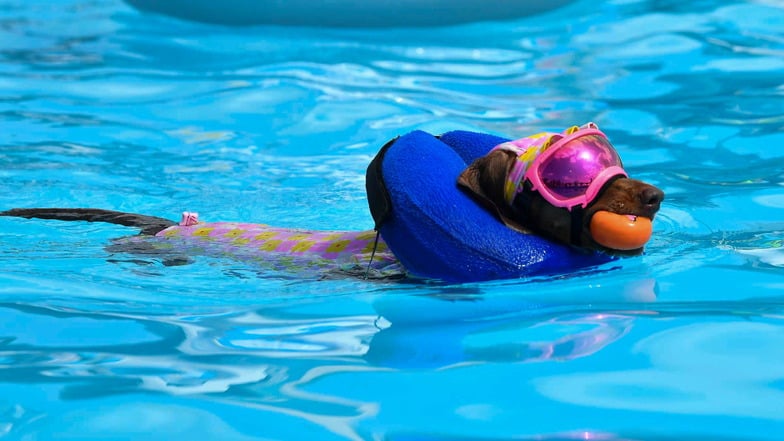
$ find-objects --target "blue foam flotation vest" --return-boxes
[366,130,614,283]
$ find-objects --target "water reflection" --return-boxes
[1,275,782,439]
[365,310,634,369]
[535,319,784,420]
[0,290,647,439]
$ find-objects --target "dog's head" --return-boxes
[457,126,664,255]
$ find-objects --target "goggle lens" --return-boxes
[538,134,623,200]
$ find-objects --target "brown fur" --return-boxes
[457,149,664,255]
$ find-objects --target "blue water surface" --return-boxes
[1,0,784,439]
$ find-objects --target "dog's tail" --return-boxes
[0,208,175,235]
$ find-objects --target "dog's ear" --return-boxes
[457,150,530,233]
[457,150,511,204]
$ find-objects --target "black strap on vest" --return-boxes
[363,136,399,278]
[365,136,398,230]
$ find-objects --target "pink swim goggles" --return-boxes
[493,123,628,210]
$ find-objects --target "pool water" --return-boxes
[1,0,783,439]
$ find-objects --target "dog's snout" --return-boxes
[640,186,664,212]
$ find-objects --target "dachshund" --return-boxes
[0,126,664,279]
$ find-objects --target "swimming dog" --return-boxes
[0,125,663,279]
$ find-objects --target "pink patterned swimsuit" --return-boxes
[146,213,403,278]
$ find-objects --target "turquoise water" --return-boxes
[1,0,784,439]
